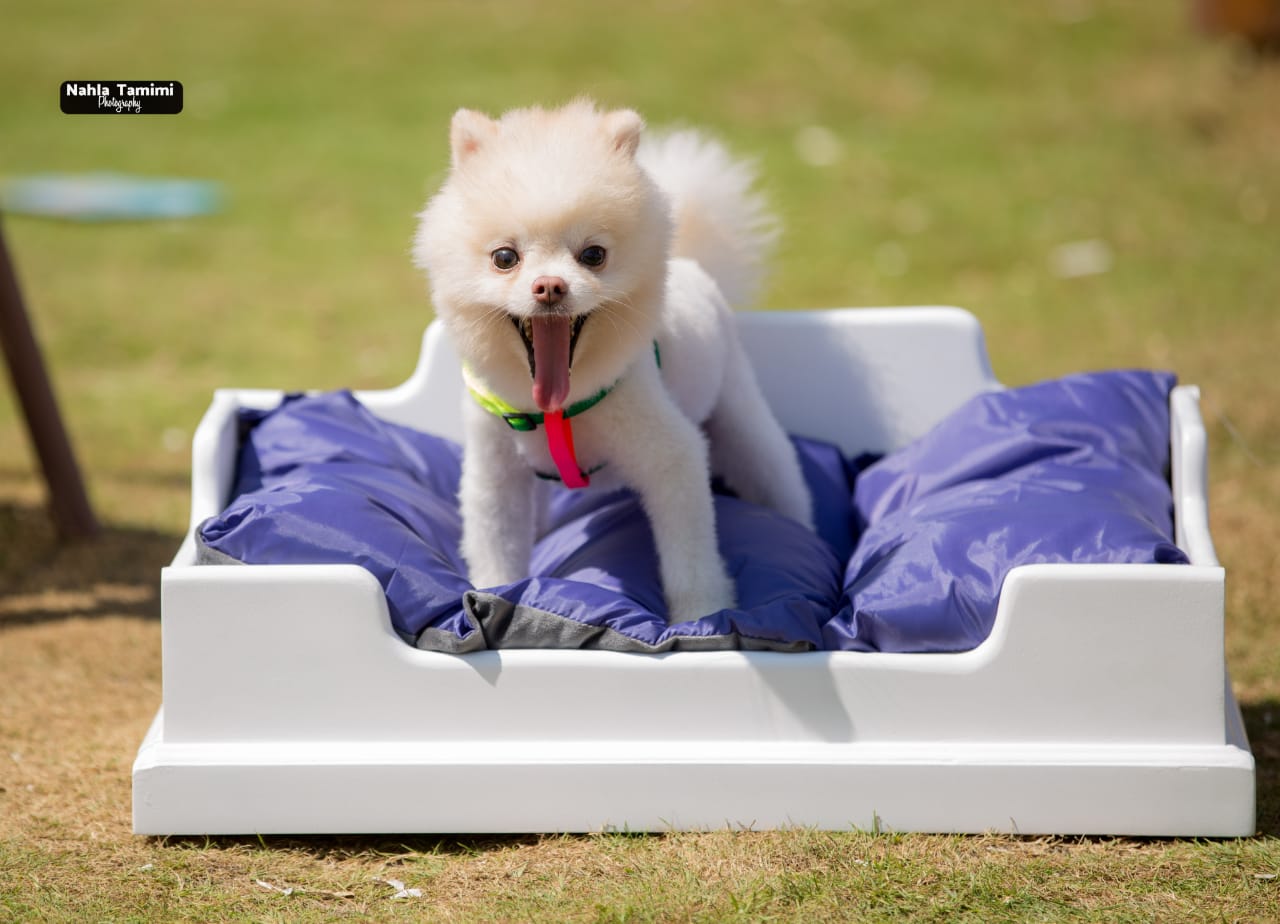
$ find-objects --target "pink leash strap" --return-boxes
[543,410,590,489]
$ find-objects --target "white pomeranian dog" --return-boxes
[413,100,812,623]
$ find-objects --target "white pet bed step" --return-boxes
[132,307,1254,836]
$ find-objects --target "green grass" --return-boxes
[3,1,1280,920]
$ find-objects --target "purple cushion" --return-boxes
[198,370,1186,653]
[825,370,1188,652]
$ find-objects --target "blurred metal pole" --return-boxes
[0,218,99,541]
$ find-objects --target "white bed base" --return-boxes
[132,307,1255,836]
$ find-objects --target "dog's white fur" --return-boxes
[413,100,812,623]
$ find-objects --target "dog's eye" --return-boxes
[578,245,607,268]
[491,247,520,271]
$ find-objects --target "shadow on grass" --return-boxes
[154,832,613,861]
[0,501,177,626]
[1240,701,1280,837]
[0,463,193,491]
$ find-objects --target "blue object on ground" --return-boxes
[1,173,220,221]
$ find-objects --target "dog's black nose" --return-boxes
[531,276,568,306]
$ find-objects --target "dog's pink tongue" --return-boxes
[530,314,572,412]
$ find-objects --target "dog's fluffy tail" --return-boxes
[637,130,778,307]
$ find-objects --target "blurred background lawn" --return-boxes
[2,0,1279,919]
[2,0,1276,533]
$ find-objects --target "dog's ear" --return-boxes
[450,109,496,166]
[603,108,644,157]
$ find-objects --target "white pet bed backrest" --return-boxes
[363,306,1000,458]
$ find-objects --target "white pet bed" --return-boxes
[132,307,1254,836]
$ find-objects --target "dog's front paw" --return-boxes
[664,571,737,625]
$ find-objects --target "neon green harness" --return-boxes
[463,342,661,486]
[463,369,613,433]
[463,341,660,433]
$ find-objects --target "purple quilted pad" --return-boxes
[197,370,1186,653]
